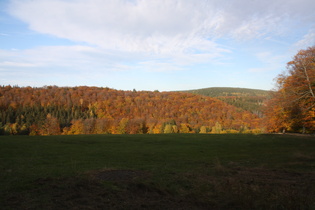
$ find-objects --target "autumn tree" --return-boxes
[41,114,61,135]
[179,123,191,133]
[163,124,174,133]
[117,118,129,134]
[67,119,84,135]
[199,126,207,134]
[211,122,222,134]
[265,46,315,133]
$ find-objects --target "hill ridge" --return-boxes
[182,87,270,116]
[182,87,270,97]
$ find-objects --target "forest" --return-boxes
[185,87,270,117]
[0,46,314,135]
[0,86,262,135]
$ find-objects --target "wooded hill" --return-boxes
[0,85,263,135]
[184,87,271,116]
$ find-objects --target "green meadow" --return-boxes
[1,134,315,209]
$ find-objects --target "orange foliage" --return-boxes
[0,85,262,135]
[265,46,315,133]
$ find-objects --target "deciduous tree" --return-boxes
[265,46,315,133]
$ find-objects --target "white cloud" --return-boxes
[9,0,315,55]
[8,0,217,54]
[0,61,37,67]
[0,46,101,68]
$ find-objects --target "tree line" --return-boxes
[0,86,262,135]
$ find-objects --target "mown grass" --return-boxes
[1,134,315,209]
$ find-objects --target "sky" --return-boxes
[1,0,315,91]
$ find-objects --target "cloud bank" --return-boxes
[9,0,315,54]
[2,0,315,90]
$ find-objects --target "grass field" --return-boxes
[1,134,315,209]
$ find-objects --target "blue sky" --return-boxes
[1,0,315,91]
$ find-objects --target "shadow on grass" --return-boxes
[3,165,315,210]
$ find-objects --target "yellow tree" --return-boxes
[67,119,84,135]
[117,118,129,134]
[163,124,174,133]
[179,123,190,133]
[199,126,207,134]
[211,122,222,134]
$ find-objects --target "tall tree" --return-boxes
[265,46,315,133]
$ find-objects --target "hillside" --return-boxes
[184,87,271,116]
[0,85,262,135]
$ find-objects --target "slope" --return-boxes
[184,87,271,116]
